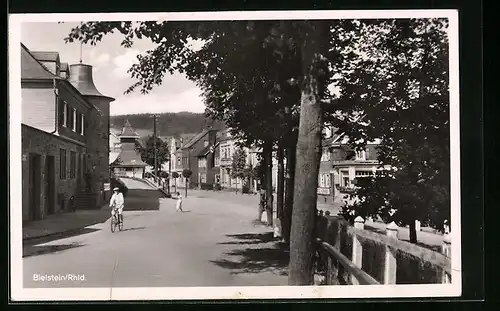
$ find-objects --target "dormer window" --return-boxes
[204,140,208,147]
[355,150,366,161]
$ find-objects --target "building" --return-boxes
[110,120,148,178]
[109,131,121,166]
[176,128,217,188]
[196,140,219,189]
[21,43,114,222]
[330,133,382,203]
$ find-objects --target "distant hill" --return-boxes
[110,112,226,139]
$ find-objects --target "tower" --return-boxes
[68,63,115,202]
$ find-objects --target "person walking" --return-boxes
[175,192,183,212]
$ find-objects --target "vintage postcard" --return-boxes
[9,10,461,301]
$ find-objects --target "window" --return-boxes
[318,173,331,188]
[70,151,76,178]
[198,158,207,168]
[321,149,331,162]
[72,108,77,131]
[62,102,68,127]
[81,154,86,175]
[126,168,133,172]
[80,114,85,135]
[215,156,220,167]
[355,150,366,161]
[59,149,67,179]
[177,157,181,167]
[77,153,81,178]
[199,173,207,183]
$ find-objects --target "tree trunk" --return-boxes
[185,178,188,197]
[288,22,328,285]
[276,144,285,238]
[409,221,418,243]
[264,141,274,227]
[283,145,297,244]
[257,149,267,222]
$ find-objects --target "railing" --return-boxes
[314,210,452,285]
[315,237,379,285]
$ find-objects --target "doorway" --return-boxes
[29,153,41,221]
[45,155,55,215]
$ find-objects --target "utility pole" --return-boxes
[153,114,158,183]
[168,146,172,195]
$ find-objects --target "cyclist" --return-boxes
[110,187,124,223]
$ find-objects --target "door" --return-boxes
[45,155,55,215]
[29,153,41,221]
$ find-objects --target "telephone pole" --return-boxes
[153,114,158,181]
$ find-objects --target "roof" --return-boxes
[111,150,148,167]
[196,142,219,157]
[182,129,209,149]
[30,51,59,62]
[68,64,111,98]
[21,44,58,80]
[119,120,140,138]
[60,62,69,71]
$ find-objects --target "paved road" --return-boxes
[23,178,288,289]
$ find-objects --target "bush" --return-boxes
[214,183,222,191]
[242,185,250,194]
[110,178,128,197]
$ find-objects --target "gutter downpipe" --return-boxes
[51,78,58,134]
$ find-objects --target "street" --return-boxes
[23,178,288,288]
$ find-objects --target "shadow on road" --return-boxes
[23,227,101,247]
[124,189,162,211]
[23,242,86,258]
[211,232,289,276]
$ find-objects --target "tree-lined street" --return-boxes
[23,178,288,288]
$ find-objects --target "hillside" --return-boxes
[110,112,225,138]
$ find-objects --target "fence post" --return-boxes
[384,221,399,285]
[442,232,452,283]
[351,216,364,285]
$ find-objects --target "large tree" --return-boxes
[230,147,247,192]
[136,135,170,171]
[65,20,332,285]
[327,18,450,242]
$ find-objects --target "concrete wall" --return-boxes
[22,125,86,222]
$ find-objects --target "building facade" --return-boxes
[21,43,114,222]
[177,129,217,188]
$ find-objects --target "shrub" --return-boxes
[200,183,214,190]
[214,183,222,191]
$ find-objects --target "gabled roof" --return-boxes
[30,51,60,62]
[21,44,58,80]
[119,120,140,138]
[111,150,148,167]
[182,129,209,149]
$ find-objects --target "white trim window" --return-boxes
[62,102,68,127]
[321,148,331,162]
[318,173,331,188]
[72,108,77,131]
[355,149,366,161]
[80,114,85,135]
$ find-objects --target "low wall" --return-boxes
[316,213,451,284]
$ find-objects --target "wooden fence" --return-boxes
[314,210,452,285]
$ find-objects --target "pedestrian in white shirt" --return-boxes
[175,192,183,212]
[110,187,125,221]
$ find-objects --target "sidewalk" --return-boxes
[23,205,111,241]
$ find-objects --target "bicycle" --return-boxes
[110,206,124,233]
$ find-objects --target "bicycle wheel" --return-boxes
[118,214,123,231]
[111,215,116,233]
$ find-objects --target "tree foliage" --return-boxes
[329,19,450,234]
[230,147,248,180]
[136,135,170,169]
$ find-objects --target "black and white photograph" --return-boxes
[9,10,461,301]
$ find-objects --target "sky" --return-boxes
[21,22,206,116]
